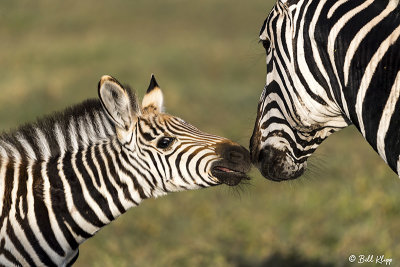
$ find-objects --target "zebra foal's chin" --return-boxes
[0,74,250,266]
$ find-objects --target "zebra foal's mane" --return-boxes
[0,100,112,162]
[0,87,135,162]
[0,86,140,162]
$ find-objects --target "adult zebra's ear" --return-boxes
[142,74,165,113]
[278,0,299,7]
[98,75,138,143]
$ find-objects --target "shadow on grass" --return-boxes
[233,251,335,267]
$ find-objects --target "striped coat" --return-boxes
[0,75,250,266]
[250,0,400,181]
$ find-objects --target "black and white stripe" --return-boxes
[250,0,400,181]
[0,75,250,266]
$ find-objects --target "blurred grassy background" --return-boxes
[1,0,399,266]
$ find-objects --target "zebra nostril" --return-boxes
[215,142,251,167]
[211,143,251,185]
[229,150,244,163]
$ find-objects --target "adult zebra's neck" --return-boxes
[322,0,400,174]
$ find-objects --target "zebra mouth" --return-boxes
[211,166,250,186]
[256,146,306,181]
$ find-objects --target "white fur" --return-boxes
[142,88,164,112]
[377,71,400,163]
[35,128,51,160]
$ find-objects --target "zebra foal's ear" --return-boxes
[98,75,138,137]
[142,74,165,113]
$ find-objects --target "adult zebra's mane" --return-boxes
[0,99,116,161]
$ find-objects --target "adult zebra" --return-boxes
[0,75,251,266]
[250,0,400,181]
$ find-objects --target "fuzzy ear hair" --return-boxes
[98,75,138,142]
[142,74,164,113]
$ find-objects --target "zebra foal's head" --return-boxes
[99,75,251,193]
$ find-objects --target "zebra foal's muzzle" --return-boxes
[211,142,251,186]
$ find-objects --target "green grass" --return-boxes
[1,1,399,266]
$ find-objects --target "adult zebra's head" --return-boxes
[250,0,349,181]
[99,75,250,194]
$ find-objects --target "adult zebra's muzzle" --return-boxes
[211,142,251,186]
[255,146,306,182]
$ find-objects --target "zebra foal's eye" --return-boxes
[156,137,175,149]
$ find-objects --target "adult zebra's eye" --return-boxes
[261,39,271,52]
[157,137,175,149]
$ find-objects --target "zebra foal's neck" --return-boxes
[0,99,134,266]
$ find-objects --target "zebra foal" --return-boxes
[0,75,251,266]
[251,0,400,181]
